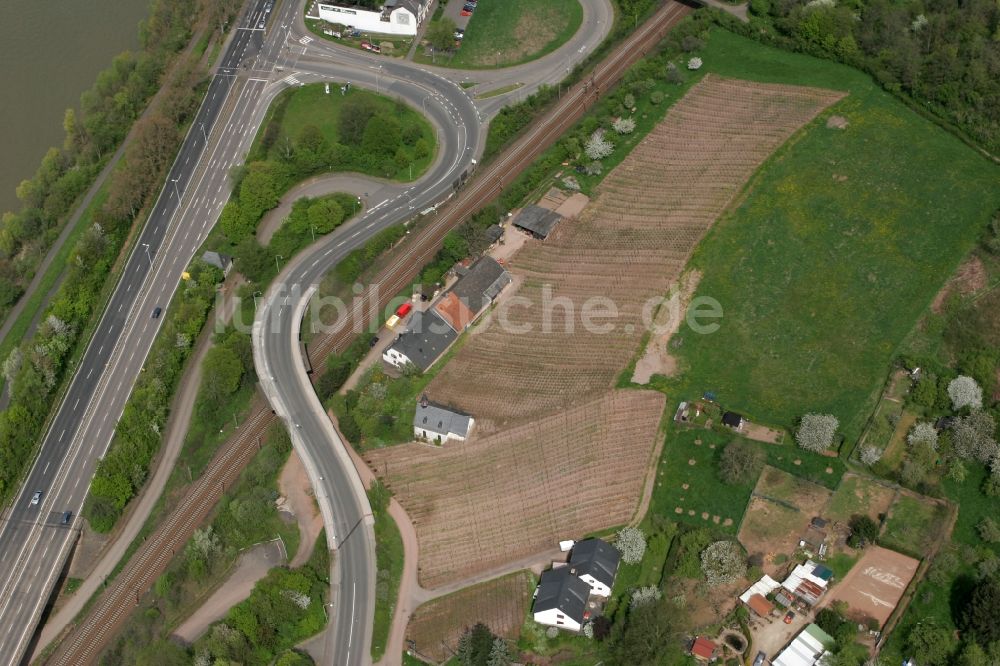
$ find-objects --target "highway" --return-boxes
[0,0,617,661]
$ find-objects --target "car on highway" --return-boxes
[30,491,42,506]
[152,306,162,318]
[783,610,795,624]
[61,511,72,525]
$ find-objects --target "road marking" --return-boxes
[43,462,50,475]
[86,368,93,379]
[73,398,80,411]
[298,35,313,45]
[98,345,104,355]
[59,429,65,442]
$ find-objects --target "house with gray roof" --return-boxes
[532,566,591,632]
[201,251,233,276]
[448,256,511,318]
[382,310,456,373]
[568,538,621,597]
[413,395,473,442]
[512,205,563,240]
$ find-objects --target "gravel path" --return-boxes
[279,448,325,568]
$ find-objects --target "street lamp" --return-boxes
[252,290,262,310]
[170,177,181,201]
[141,242,152,265]
[274,254,283,273]
[310,224,316,243]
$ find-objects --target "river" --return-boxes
[0,0,151,216]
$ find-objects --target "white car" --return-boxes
[30,491,42,506]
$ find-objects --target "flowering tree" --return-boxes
[630,586,662,609]
[700,540,746,586]
[948,375,983,410]
[612,117,636,135]
[585,132,614,160]
[907,422,939,450]
[952,411,999,462]
[796,413,839,452]
[615,527,646,564]
[860,445,883,466]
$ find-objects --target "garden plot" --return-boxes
[738,466,832,562]
[406,571,534,663]
[426,75,846,429]
[365,391,664,587]
[880,492,951,557]
[825,473,896,524]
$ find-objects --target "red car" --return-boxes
[460,9,472,16]
[360,40,372,50]
[783,611,795,624]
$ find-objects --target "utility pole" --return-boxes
[170,177,181,201]
[141,243,152,265]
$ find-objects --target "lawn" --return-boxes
[417,0,583,69]
[880,493,949,558]
[664,29,1000,443]
[825,473,896,524]
[370,483,404,661]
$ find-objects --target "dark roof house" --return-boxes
[449,256,510,315]
[722,411,745,429]
[202,251,233,275]
[383,310,457,372]
[512,205,563,239]
[568,538,621,593]
[533,567,591,626]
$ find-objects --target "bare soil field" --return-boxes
[365,391,665,587]
[406,571,534,663]
[739,467,833,564]
[427,75,845,429]
[823,545,919,626]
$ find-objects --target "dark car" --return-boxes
[369,335,379,348]
[152,306,162,319]
[61,511,73,525]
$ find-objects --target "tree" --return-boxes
[700,540,746,586]
[200,345,243,406]
[957,642,990,666]
[630,585,662,609]
[307,197,344,234]
[612,117,636,134]
[847,514,879,548]
[456,623,497,666]
[718,440,765,485]
[962,576,1000,644]
[906,622,955,666]
[908,421,938,449]
[610,596,682,665]
[860,445,882,466]
[426,17,457,52]
[978,517,1000,543]
[952,411,999,462]
[615,527,646,564]
[584,131,614,160]
[486,638,511,666]
[338,96,379,145]
[796,413,839,452]
[949,375,983,411]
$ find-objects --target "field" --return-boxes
[738,466,832,560]
[825,473,896,524]
[422,0,583,69]
[427,74,845,429]
[880,492,950,557]
[406,571,534,663]
[824,545,919,626]
[667,30,1000,441]
[365,390,664,587]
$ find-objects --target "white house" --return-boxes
[532,567,590,632]
[567,538,620,597]
[383,310,457,373]
[413,396,473,443]
[316,0,429,36]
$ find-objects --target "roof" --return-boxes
[513,204,563,239]
[722,411,744,427]
[533,567,590,623]
[782,561,829,596]
[413,399,472,439]
[810,516,828,529]
[800,526,827,548]
[747,594,774,616]
[448,256,510,315]
[485,224,504,244]
[388,310,457,372]
[568,538,620,589]
[772,624,834,666]
[434,292,476,332]
[202,251,232,270]
[811,564,833,581]
[691,636,717,659]
[740,575,780,604]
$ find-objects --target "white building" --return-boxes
[413,396,473,443]
[772,623,835,666]
[567,538,620,597]
[316,0,429,36]
[532,567,589,632]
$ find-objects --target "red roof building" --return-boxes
[691,636,718,661]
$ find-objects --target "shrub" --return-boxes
[718,440,764,485]
[700,540,746,586]
[847,514,879,548]
[612,117,636,135]
[584,131,614,160]
[860,445,883,466]
[630,585,662,609]
[908,422,939,450]
[615,527,647,564]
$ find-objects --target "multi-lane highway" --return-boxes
[0,0,620,661]
[0,0,290,661]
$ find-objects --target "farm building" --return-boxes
[567,538,620,597]
[449,256,511,316]
[690,636,720,662]
[722,411,745,430]
[512,205,563,239]
[485,224,504,246]
[772,623,835,666]
[740,574,780,617]
[433,292,476,332]
[798,525,828,558]
[413,396,473,443]
[781,561,830,606]
[315,0,429,36]
[382,310,457,372]
[532,567,591,632]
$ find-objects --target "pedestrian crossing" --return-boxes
[298,35,313,45]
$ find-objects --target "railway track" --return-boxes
[46,2,692,661]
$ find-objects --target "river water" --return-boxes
[0,0,151,216]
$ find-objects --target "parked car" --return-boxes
[350,29,362,37]
[369,336,379,348]
[460,9,472,16]
[361,40,372,50]
[30,491,42,506]
[783,611,795,624]
[454,31,464,40]
[753,651,767,666]
[370,44,381,54]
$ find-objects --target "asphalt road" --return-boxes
[0,0,287,662]
[0,0,613,661]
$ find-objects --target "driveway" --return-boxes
[749,608,809,660]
